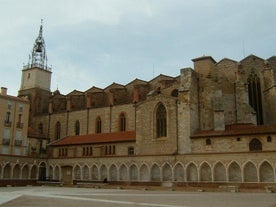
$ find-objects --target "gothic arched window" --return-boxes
[119,113,126,132]
[247,70,263,125]
[156,103,167,138]
[55,122,61,140]
[75,120,80,135]
[96,116,101,134]
[249,138,262,152]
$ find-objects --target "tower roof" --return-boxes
[23,20,51,71]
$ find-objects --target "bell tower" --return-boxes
[18,21,52,117]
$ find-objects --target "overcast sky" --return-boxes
[1,0,275,96]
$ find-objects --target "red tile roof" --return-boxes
[191,124,276,138]
[50,131,136,146]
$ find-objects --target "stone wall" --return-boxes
[136,95,178,155]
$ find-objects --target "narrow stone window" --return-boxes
[119,113,126,132]
[206,138,211,145]
[156,103,167,138]
[55,122,61,140]
[75,120,80,135]
[89,147,93,156]
[128,147,134,155]
[267,136,272,142]
[247,70,263,125]
[112,145,116,155]
[96,116,101,133]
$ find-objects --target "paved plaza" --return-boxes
[0,186,276,207]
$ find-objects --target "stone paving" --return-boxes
[0,186,276,207]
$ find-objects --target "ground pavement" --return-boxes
[0,186,276,207]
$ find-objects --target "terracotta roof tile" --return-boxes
[50,131,136,146]
[191,124,276,138]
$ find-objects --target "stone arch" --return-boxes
[38,162,47,181]
[109,164,118,181]
[200,162,212,181]
[162,163,172,181]
[83,165,90,180]
[54,165,60,180]
[119,164,128,181]
[186,162,198,182]
[129,164,138,181]
[73,165,81,180]
[244,161,258,182]
[12,164,20,179]
[228,161,242,182]
[213,162,226,182]
[48,165,54,180]
[91,165,99,181]
[100,165,108,181]
[140,164,150,181]
[30,165,38,179]
[259,161,274,182]
[21,164,29,179]
[173,163,184,181]
[249,138,262,152]
[3,163,11,179]
[151,163,161,181]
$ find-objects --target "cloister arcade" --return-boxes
[70,160,276,183]
[1,160,275,183]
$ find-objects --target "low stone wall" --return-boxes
[0,179,38,187]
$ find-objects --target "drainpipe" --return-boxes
[109,105,112,133]
[86,108,89,134]
[176,99,179,155]
[66,111,69,136]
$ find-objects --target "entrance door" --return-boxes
[61,166,73,184]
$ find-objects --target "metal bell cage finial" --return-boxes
[24,19,51,71]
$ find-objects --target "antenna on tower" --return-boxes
[152,64,155,78]
[242,40,245,58]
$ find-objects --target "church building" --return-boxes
[1,24,276,186]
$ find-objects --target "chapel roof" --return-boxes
[50,131,136,146]
[191,124,276,138]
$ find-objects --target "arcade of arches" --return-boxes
[1,157,275,184]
